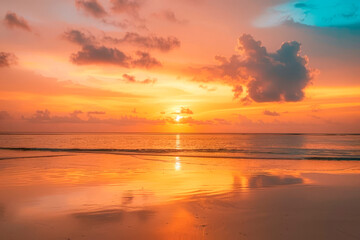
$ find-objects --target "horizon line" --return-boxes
[0,131,359,135]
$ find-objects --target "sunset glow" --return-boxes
[0,0,359,133]
[1,2,360,238]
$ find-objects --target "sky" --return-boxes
[0,0,359,133]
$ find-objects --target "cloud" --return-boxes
[193,34,314,103]
[213,118,231,125]
[87,111,106,116]
[168,116,231,125]
[171,107,193,115]
[23,109,165,125]
[263,110,280,116]
[63,29,96,46]
[104,32,181,52]
[75,0,107,18]
[152,10,187,24]
[74,0,137,29]
[131,51,161,68]
[166,116,209,125]
[180,107,193,114]
[3,12,31,31]
[122,74,156,84]
[180,108,193,114]
[254,0,360,28]
[0,52,17,67]
[24,109,83,123]
[0,111,12,120]
[64,29,161,68]
[71,44,130,67]
[199,84,216,92]
[71,46,161,68]
[177,117,211,125]
[110,0,142,17]
[100,18,130,28]
[232,85,243,99]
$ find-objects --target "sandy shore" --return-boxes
[0,152,360,240]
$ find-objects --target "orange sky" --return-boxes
[0,0,359,133]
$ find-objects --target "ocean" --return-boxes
[1,133,360,239]
[1,133,359,160]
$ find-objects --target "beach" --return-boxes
[1,0,360,238]
[0,133,360,239]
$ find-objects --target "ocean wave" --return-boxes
[0,147,359,161]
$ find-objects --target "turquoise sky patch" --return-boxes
[254,0,360,28]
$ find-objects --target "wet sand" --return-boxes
[0,152,360,240]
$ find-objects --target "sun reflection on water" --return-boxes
[175,134,181,149]
[175,156,181,171]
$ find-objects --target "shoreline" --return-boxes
[1,153,360,239]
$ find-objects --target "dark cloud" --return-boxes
[24,110,83,123]
[294,3,309,8]
[0,52,17,67]
[122,74,156,84]
[75,0,107,18]
[65,29,180,52]
[0,111,12,120]
[232,85,243,99]
[71,45,130,67]
[152,10,187,24]
[110,0,142,17]
[3,12,31,31]
[74,0,138,29]
[263,110,280,116]
[101,18,130,29]
[131,51,161,68]
[71,46,160,68]
[194,34,314,103]
[104,32,181,52]
[102,18,147,30]
[64,29,161,68]
[63,29,96,46]
[87,111,106,116]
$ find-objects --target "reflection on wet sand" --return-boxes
[244,174,303,189]
[72,209,156,224]
[0,153,360,240]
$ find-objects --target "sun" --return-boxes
[175,115,183,122]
